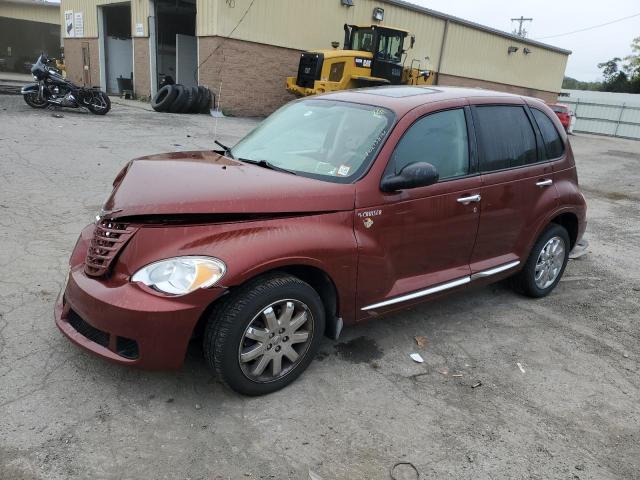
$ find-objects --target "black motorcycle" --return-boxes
[21,54,111,115]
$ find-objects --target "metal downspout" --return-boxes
[436,19,449,85]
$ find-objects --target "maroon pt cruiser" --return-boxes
[56,86,586,395]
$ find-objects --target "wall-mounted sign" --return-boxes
[64,10,74,38]
[135,23,144,36]
[73,12,84,37]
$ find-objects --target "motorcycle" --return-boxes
[21,54,111,115]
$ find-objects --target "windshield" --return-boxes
[230,99,395,183]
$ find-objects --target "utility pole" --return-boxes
[511,16,533,37]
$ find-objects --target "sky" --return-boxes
[408,0,640,81]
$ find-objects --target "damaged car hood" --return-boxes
[102,150,356,219]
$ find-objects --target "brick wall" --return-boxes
[133,37,150,99]
[437,73,558,104]
[198,36,301,117]
[63,38,100,88]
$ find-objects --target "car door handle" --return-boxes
[536,179,553,187]
[457,194,481,204]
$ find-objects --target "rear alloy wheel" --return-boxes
[512,223,570,298]
[204,273,325,395]
[534,236,566,289]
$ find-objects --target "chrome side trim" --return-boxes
[469,260,520,280]
[361,276,471,311]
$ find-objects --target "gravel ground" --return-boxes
[0,95,638,480]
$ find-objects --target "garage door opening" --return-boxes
[100,4,133,94]
[0,18,59,73]
[155,0,197,88]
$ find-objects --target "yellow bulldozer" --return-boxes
[286,24,434,96]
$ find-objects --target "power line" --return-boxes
[535,12,640,40]
[194,0,257,77]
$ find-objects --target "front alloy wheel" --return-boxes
[204,273,325,395]
[238,299,313,382]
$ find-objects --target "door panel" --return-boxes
[371,60,402,84]
[105,37,133,94]
[470,164,557,272]
[176,34,197,87]
[355,176,481,316]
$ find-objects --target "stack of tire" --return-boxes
[151,85,213,114]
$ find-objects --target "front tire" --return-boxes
[23,93,47,109]
[204,273,325,396]
[512,224,570,298]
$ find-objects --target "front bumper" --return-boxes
[55,229,227,369]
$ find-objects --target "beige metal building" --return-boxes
[59,0,570,116]
[0,0,60,73]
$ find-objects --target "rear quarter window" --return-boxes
[473,105,537,171]
[532,109,565,159]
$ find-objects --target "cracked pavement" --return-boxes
[0,95,638,479]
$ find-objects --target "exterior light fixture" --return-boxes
[341,0,354,6]
[508,46,519,54]
[331,41,340,48]
[523,47,531,55]
[373,7,384,21]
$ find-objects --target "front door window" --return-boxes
[389,108,469,179]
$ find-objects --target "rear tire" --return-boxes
[87,92,111,115]
[203,273,325,396]
[23,93,47,109]
[512,224,570,298]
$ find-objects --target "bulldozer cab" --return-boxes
[344,24,411,85]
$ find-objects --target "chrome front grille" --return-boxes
[84,220,137,277]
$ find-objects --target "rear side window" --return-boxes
[390,108,469,180]
[532,109,565,159]
[474,106,537,171]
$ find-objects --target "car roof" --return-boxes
[318,86,534,116]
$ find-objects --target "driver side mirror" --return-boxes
[380,162,439,192]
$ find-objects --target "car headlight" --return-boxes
[131,256,226,296]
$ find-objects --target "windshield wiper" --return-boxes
[239,158,297,175]
[214,140,234,159]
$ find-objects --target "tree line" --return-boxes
[562,36,640,93]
